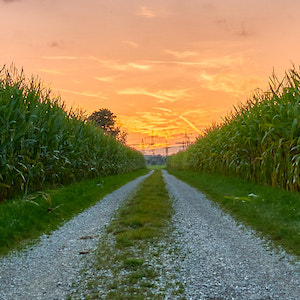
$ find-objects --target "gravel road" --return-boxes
[1,170,299,300]
[162,170,300,300]
[0,171,152,300]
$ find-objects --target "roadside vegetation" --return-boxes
[167,68,300,192]
[167,67,300,257]
[0,169,148,256]
[73,170,183,299]
[168,169,300,257]
[0,66,145,202]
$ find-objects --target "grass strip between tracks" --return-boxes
[0,169,148,256]
[73,170,184,299]
[168,169,300,258]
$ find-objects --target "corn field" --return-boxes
[0,66,145,201]
[167,68,300,191]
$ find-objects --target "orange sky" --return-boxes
[1,0,300,154]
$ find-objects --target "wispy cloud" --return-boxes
[164,49,198,58]
[118,88,191,103]
[198,71,262,96]
[90,57,150,71]
[144,55,244,68]
[144,60,211,67]
[136,112,168,126]
[153,107,172,113]
[121,111,201,143]
[154,107,202,134]
[128,63,150,70]
[42,56,151,71]
[91,58,128,71]
[54,88,108,99]
[161,89,191,99]
[137,6,156,18]
[121,116,167,136]
[42,56,79,60]
[123,40,139,48]
[118,88,172,102]
[94,76,115,82]
[178,116,202,134]
[39,69,62,75]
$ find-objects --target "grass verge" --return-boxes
[72,170,184,299]
[0,169,148,256]
[168,169,300,257]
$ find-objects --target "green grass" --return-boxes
[74,170,182,299]
[108,170,172,247]
[0,169,148,256]
[168,169,300,257]
[147,165,166,170]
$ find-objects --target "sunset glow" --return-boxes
[1,0,300,154]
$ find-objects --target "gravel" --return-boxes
[1,169,299,300]
[0,171,152,300]
[162,170,300,300]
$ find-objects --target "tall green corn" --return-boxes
[0,66,145,201]
[167,67,300,191]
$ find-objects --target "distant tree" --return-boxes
[88,108,127,144]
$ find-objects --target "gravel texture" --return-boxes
[1,170,299,300]
[70,230,182,299]
[0,171,152,300]
[162,170,300,300]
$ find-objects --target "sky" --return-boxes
[1,0,300,154]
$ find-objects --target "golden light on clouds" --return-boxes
[1,0,300,154]
[94,76,115,83]
[163,49,199,59]
[53,88,109,100]
[198,72,263,96]
[178,116,203,135]
[154,107,202,135]
[137,6,156,18]
[118,88,191,103]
